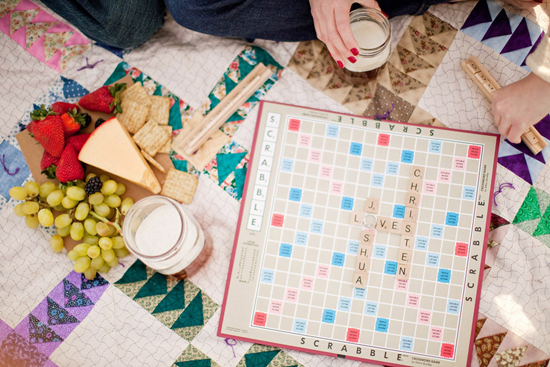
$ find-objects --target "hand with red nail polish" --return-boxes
[309,0,381,69]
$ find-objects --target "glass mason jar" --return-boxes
[123,195,205,279]
[336,7,391,85]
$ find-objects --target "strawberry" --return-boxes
[60,110,90,137]
[40,150,59,179]
[30,105,65,158]
[51,102,78,115]
[56,144,84,183]
[66,133,90,153]
[78,83,127,114]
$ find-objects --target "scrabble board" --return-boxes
[219,101,499,367]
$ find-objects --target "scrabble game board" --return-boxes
[219,101,500,367]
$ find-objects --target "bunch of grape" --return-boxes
[10,174,134,279]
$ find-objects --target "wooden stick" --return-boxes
[174,63,273,155]
[461,56,547,155]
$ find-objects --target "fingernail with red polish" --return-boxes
[351,48,359,56]
[348,56,357,63]
[381,11,389,18]
[337,60,344,68]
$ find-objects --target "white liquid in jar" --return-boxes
[344,20,390,72]
[134,203,203,274]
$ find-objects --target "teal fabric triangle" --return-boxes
[217,152,247,185]
[175,359,211,367]
[134,272,167,299]
[153,281,185,314]
[153,85,163,96]
[172,159,188,173]
[238,57,255,80]
[226,110,245,123]
[171,291,204,329]
[244,350,280,367]
[115,259,148,284]
[208,95,221,113]
[135,73,144,84]
[103,62,128,86]
[224,74,238,95]
[169,96,183,130]
[235,167,247,201]
[251,45,283,70]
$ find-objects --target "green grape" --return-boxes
[114,247,129,258]
[91,256,105,270]
[73,243,90,257]
[13,203,26,217]
[106,225,117,237]
[98,263,111,273]
[70,222,85,241]
[25,214,39,229]
[83,235,99,245]
[62,196,78,209]
[22,201,39,215]
[55,213,72,228]
[106,256,119,268]
[50,235,64,252]
[67,250,79,261]
[101,180,118,196]
[84,218,98,235]
[39,182,56,199]
[98,237,113,250]
[38,209,54,227]
[25,181,40,198]
[53,204,65,212]
[85,173,97,182]
[46,190,64,207]
[74,257,91,273]
[66,186,86,201]
[96,222,110,237]
[75,202,90,221]
[93,203,110,217]
[114,183,126,196]
[101,248,115,262]
[99,174,110,183]
[57,225,71,237]
[120,197,134,215]
[10,186,28,201]
[104,195,121,208]
[88,192,104,205]
[111,236,126,249]
[76,181,86,189]
[87,245,101,258]
[84,267,97,280]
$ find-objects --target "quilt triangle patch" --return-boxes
[495,345,527,367]
[514,218,540,236]
[513,187,541,223]
[169,96,183,130]
[44,31,73,61]
[171,290,204,329]
[175,360,211,367]
[462,0,493,30]
[501,18,532,54]
[134,272,167,299]
[408,26,447,56]
[397,45,434,72]
[63,279,94,308]
[475,332,507,367]
[534,188,550,215]
[61,75,89,99]
[217,152,247,185]
[173,159,188,173]
[28,314,63,344]
[26,21,54,49]
[422,12,455,37]
[498,153,532,184]
[387,63,425,95]
[116,259,148,284]
[482,9,512,41]
[80,272,108,289]
[60,43,88,71]
[47,297,79,325]
[489,213,509,230]
[0,0,22,20]
[244,350,280,367]
[10,8,39,35]
[153,281,185,314]
[235,166,247,201]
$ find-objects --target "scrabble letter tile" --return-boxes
[398,249,413,264]
[389,219,403,234]
[353,272,368,288]
[411,166,425,180]
[365,198,380,214]
[406,191,421,208]
[350,211,364,226]
[400,236,415,249]
[361,229,375,245]
[408,179,422,193]
[405,207,419,222]
[402,221,417,236]
[377,217,390,231]
[397,263,411,280]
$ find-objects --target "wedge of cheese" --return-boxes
[79,117,161,194]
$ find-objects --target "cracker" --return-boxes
[141,150,166,173]
[161,168,198,204]
[117,99,150,134]
[132,120,171,156]
[149,96,171,125]
[121,82,152,107]
[157,125,173,154]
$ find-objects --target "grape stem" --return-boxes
[89,209,123,235]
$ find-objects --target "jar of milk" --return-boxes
[337,7,391,85]
[122,196,205,278]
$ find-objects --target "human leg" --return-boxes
[40,0,165,49]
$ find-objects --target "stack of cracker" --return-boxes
[116,82,198,204]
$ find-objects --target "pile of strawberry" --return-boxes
[30,102,91,183]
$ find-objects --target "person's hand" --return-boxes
[309,0,382,68]
[493,72,550,144]
[502,0,542,10]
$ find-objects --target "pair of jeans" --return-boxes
[41,0,449,48]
